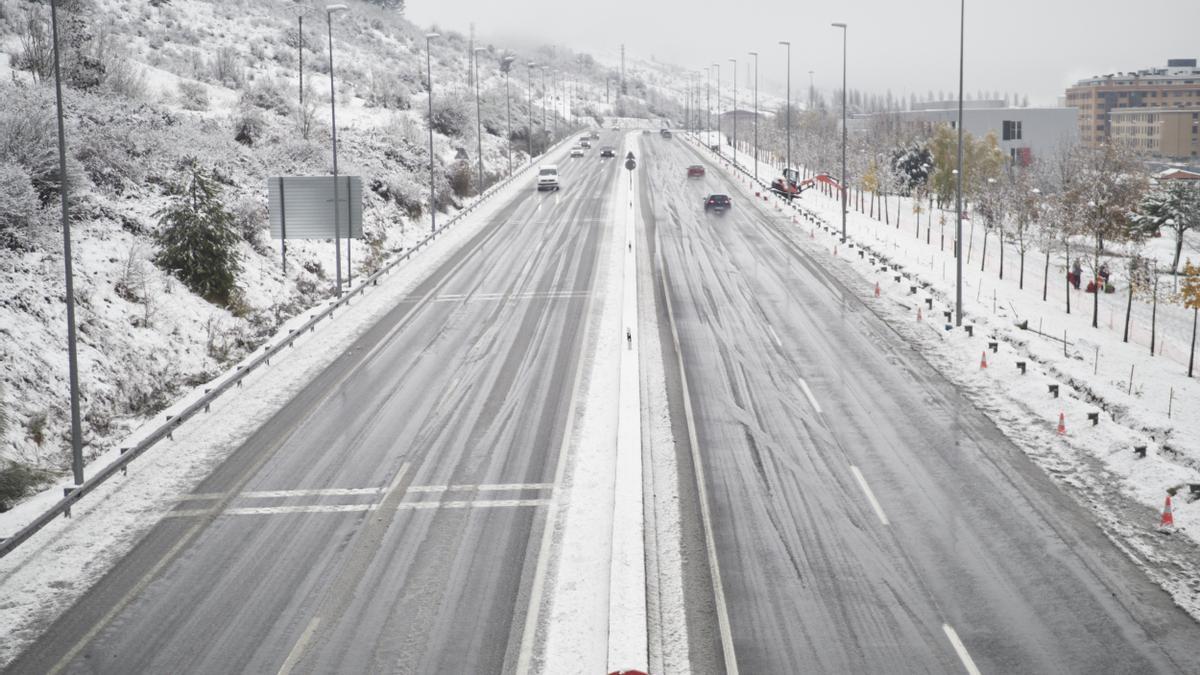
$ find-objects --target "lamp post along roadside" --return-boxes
[527,62,536,162]
[541,66,548,148]
[729,58,737,168]
[706,67,711,142]
[50,0,84,485]
[502,56,515,175]
[473,47,485,195]
[713,63,721,157]
[779,41,790,176]
[327,4,348,294]
[426,32,440,233]
[955,0,966,326]
[832,22,848,241]
[749,51,758,181]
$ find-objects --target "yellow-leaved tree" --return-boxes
[1181,260,1200,378]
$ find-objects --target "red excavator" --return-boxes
[770,168,845,201]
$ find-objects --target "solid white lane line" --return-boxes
[276,616,321,675]
[798,377,823,415]
[943,624,983,675]
[227,504,378,516]
[406,483,554,493]
[244,488,382,499]
[386,461,412,494]
[849,465,890,526]
[399,499,551,509]
[767,324,782,348]
[164,499,552,518]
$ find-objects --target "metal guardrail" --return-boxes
[0,137,576,558]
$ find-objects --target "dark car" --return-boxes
[580,140,592,149]
[704,194,731,213]
[599,147,616,158]
[687,165,705,178]
[660,129,672,139]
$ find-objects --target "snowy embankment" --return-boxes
[0,144,569,667]
[688,134,1200,620]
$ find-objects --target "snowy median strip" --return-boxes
[607,138,649,674]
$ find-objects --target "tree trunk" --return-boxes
[1092,246,1100,329]
[980,229,989,272]
[1065,243,1071,314]
[1174,231,1184,275]
[1151,271,1159,356]
[967,219,976,264]
[1019,250,1025,289]
[897,195,903,231]
[884,192,890,225]
[1123,276,1133,342]
[999,232,1005,280]
[1190,307,1197,378]
[1043,247,1050,302]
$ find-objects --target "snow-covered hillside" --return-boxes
[0,0,684,508]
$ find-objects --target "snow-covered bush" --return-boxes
[370,171,427,218]
[428,94,470,137]
[177,80,210,111]
[0,164,44,250]
[0,84,59,202]
[233,104,266,146]
[0,460,50,512]
[242,77,290,115]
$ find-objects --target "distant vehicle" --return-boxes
[580,140,592,149]
[590,131,601,140]
[641,130,652,135]
[660,129,672,138]
[710,144,720,152]
[599,147,616,158]
[611,126,620,131]
[687,165,705,178]
[704,194,731,213]
[537,165,560,191]
[570,147,584,158]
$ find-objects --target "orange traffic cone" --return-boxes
[1057,412,1066,435]
[1161,494,1175,529]
[874,282,881,298]
[980,351,988,369]
[917,307,923,321]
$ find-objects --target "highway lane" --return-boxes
[640,136,1200,673]
[6,136,623,674]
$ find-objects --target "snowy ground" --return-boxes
[690,132,1200,620]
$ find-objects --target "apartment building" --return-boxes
[1065,59,1200,147]
[1108,108,1200,160]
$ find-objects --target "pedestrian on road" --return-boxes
[1071,259,1082,290]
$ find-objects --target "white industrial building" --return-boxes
[888,103,1079,166]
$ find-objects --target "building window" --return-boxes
[1002,120,1023,141]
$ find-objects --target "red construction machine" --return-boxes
[770,168,845,201]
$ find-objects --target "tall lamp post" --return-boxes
[779,41,791,176]
[472,46,486,195]
[832,22,848,242]
[954,0,966,326]
[49,0,83,485]
[541,66,548,148]
[713,63,721,157]
[749,51,758,181]
[425,31,440,233]
[706,67,712,142]
[729,58,737,168]
[327,4,348,293]
[527,62,536,162]
[501,55,515,175]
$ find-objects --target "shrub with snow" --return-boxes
[177,80,210,111]
[154,162,242,306]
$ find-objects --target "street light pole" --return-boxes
[473,47,485,195]
[527,62,536,162]
[729,58,737,169]
[749,51,758,181]
[955,0,966,326]
[832,22,848,241]
[713,63,721,158]
[706,67,711,142]
[541,66,548,148]
[779,41,790,176]
[426,32,440,233]
[50,0,83,486]
[502,56,515,176]
[327,4,348,293]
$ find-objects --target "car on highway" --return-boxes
[570,147,584,158]
[687,165,705,178]
[599,147,616,158]
[660,129,672,139]
[580,140,592,149]
[704,194,732,213]
[537,165,560,191]
[589,131,600,139]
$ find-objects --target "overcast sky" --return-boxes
[407,0,1199,107]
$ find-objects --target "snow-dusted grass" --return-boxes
[690,133,1200,620]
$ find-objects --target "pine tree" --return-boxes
[1134,180,1200,274]
[154,162,242,306]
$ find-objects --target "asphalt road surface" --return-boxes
[6,136,622,674]
[641,135,1200,674]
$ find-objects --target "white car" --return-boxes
[570,147,584,158]
[537,165,560,191]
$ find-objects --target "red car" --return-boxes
[687,165,705,178]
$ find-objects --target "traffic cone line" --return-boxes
[980,351,988,369]
[1057,412,1066,435]
[1161,494,1175,529]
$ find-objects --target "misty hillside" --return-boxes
[0,0,684,506]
